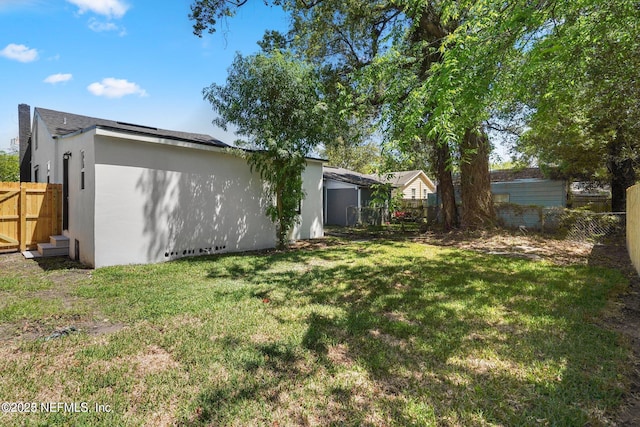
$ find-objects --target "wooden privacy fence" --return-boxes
[628,183,640,277]
[0,182,62,252]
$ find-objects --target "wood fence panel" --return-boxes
[0,182,20,252]
[0,182,62,253]
[628,184,640,277]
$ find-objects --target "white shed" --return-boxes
[24,106,324,267]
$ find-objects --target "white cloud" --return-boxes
[67,0,129,19]
[0,43,38,62]
[88,18,126,35]
[44,73,73,84]
[87,78,147,98]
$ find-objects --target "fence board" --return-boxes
[628,184,640,277]
[0,182,62,252]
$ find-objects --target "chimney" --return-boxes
[18,103,31,182]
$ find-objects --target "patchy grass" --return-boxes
[0,240,630,426]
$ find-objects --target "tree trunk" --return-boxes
[276,186,287,249]
[608,131,636,212]
[460,128,495,229]
[435,141,458,230]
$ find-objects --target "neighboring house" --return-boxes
[377,170,436,202]
[20,105,323,267]
[488,168,567,229]
[323,166,384,226]
[489,168,567,207]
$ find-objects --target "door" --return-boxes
[326,188,358,226]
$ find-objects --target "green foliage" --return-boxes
[0,150,19,182]
[320,138,380,173]
[203,50,329,248]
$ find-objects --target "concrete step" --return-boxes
[38,242,69,257]
[50,235,70,248]
[22,250,42,259]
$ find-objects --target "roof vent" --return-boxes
[63,117,67,125]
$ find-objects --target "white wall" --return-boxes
[93,132,282,267]
[30,113,58,184]
[398,174,435,200]
[292,160,324,240]
[31,116,96,266]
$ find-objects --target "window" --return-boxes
[80,151,85,190]
[411,188,416,199]
[423,189,427,199]
[493,193,510,204]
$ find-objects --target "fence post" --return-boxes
[19,184,27,252]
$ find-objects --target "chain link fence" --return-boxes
[495,204,626,242]
[344,203,625,243]
[555,211,626,242]
[345,206,388,227]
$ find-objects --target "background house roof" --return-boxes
[323,166,383,187]
[376,170,422,187]
[490,168,547,182]
[35,107,229,148]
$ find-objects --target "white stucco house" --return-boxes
[20,105,324,268]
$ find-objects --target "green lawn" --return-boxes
[0,239,630,426]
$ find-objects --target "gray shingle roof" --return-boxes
[375,170,423,187]
[35,107,228,148]
[323,166,383,187]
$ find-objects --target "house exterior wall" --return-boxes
[492,179,567,230]
[491,179,567,207]
[30,113,58,184]
[92,133,280,267]
[291,161,324,241]
[31,116,96,266]
[325,188,358,226]
[396,174,435,200]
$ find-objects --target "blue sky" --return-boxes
[0,0,289,152]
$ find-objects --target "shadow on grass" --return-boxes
[179,241,627,426]
[33,256,91,271]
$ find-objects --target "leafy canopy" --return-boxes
[203,50,329,248]
[0,151,19,182]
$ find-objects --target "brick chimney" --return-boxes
[18,103,31,182]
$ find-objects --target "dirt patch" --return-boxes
[411,229,595,266]
[0,252,123,342]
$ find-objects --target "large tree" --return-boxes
[204,50,329,248]
[0,150,19,182]
[190,0,497,229]
[510,0,640,211]
[428,0,640,211]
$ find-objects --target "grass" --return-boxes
[0,239,630,426]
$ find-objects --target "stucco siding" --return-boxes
[30,113,58,183]
[93,136,277,267]
[291,161,324,240]
[32,125,97,266]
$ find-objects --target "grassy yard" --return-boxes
[0,239,630,426]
